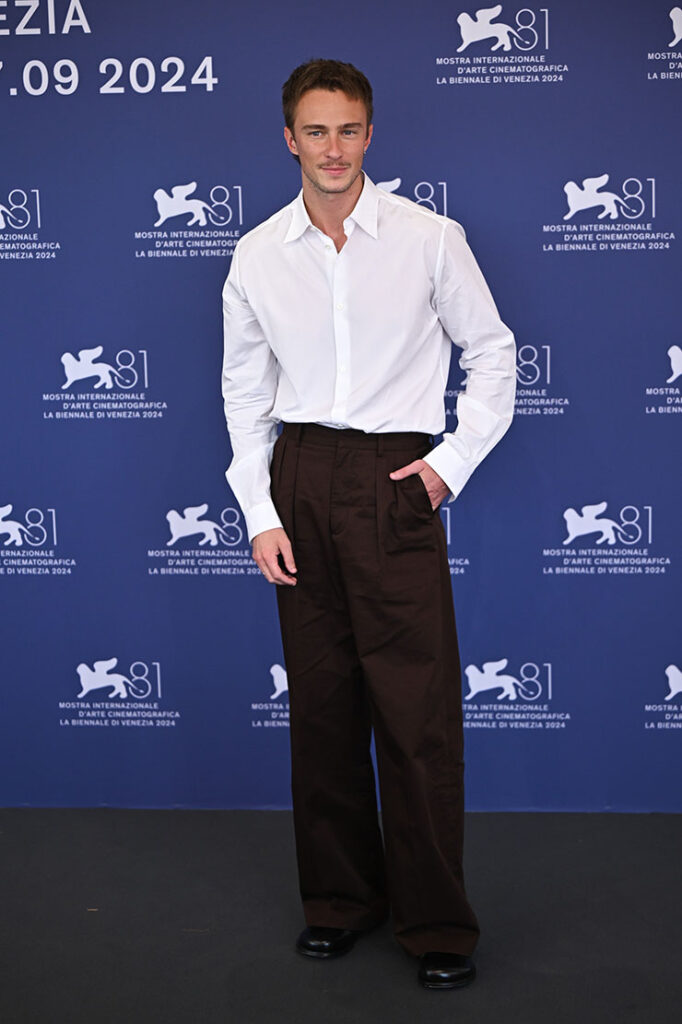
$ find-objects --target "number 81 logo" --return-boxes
[0,189,41,230]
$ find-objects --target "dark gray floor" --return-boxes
[1,809,680,1024]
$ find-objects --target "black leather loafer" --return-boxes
[418,951,476,989]
[295,925,359,959]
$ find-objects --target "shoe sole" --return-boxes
[420,973,475,990]
[295,943,356,960]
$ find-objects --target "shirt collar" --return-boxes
[284,173,379,243]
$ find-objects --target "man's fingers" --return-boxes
[252,527,297,585]
[252,546,276,583]
[259,557,290,585]
[389,459,423,480]
[268,552,297,585]
[386,458,450,511]
[254,554,275,584]
[279,536,297,575]
[255,548,296,585]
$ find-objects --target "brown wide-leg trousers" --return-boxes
[270,421,479,957]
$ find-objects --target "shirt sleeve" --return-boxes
[422,219,516,501]
[221,243,284,541]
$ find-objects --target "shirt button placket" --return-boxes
[330,246,350,422]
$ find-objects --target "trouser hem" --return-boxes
[303,898,390,933]
[396,927,480,958]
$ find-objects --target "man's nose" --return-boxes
[325,134,343,158]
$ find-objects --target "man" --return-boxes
[222,59,516,990]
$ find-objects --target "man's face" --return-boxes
[284,88,373,196]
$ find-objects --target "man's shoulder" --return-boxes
[236,198,296,254]
[376,185,466,241]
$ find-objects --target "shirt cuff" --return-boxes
[241,499,284,543]
[422,441,473,504]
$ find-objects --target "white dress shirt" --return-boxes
[222,174,516,541]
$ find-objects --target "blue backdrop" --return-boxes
[1,0,680,810]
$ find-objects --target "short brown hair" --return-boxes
[282,59,373,132]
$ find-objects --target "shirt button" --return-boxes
[336,302,344,310]
[325,244,332,250]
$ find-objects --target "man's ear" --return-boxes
[284,126,298,157]
[364,124,374,152]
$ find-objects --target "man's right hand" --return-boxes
[252,527,297,585]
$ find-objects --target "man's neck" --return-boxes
[301,173,365,251]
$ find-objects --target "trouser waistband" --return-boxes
[281,421,432,451]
